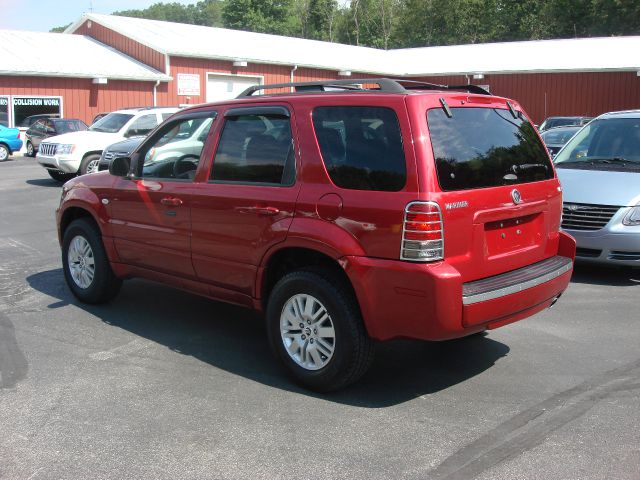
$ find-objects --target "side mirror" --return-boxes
[109,156,131,177]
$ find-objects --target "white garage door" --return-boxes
[206,74,262,102]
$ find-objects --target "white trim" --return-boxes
[205,72,263,103]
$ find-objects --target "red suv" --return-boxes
[56,79,575,391]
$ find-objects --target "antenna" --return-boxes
[89,0,93,12]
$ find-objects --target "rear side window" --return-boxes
[313,106,406,191]
[211,113,295,185]
[428,107,553,191]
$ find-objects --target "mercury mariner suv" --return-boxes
[56,79,576,391]
[37,106,178,182]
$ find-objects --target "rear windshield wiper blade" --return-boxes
[512,163,549,172]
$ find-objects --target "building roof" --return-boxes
[0,29,171,82]
[67,13,640,77]
[66,13,385,74]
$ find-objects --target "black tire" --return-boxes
[62,218,122,304]
[48,170,76,182]
[0,144,9,162]
[80,154,101,175]
[266,269,374,392]
[26,141,35,157]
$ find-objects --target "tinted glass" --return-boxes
[312,106,406,191]
[554,117,640,166]
[90,113,134,133]
[127,114,158,137]
[53,119,88,134]
[427,107,553,191]
[541,127,580,145]
[211,113,294,185]
[141,114,216,180]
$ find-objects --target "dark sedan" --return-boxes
[97,137,145,171]
[25,118,88,157]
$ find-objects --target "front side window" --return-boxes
[89,113,134,133]
[141,113,216,180]
[312,106,406,191]
[428,107,553,191]
[211,112,294,185]
[127,114,159,137]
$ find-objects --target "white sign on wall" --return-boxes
[177,73,201,96]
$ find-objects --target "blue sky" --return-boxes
[0,0,199,32]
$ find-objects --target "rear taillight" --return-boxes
[401,201,444,262]
[17,132,20,139]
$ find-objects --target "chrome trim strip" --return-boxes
[462,257,573,305]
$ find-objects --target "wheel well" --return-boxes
[60,207,98,239]
[83,151,102,160]
[0,142,9,152]
[262,248,356,308]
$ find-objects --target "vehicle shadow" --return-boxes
[570,263,640,287]
[26,178,62,188]
[27,268,510,408]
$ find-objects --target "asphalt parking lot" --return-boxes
[1,155,639,480]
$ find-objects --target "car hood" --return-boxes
[105,137,144,153]
[44,130,121,147]
[557,168,640,207]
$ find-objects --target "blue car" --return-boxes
[0,125,23,161]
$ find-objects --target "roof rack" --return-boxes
[237,78,490,98]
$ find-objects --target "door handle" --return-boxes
[238,206,280,216]
[160,197,183,207]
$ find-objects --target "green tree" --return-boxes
[50,23,71,33]
[222,0,297,35]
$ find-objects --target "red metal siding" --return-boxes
[0,77,155,125]
[415,71,640,124]
[156,56,359,106]
[75,21,166,73]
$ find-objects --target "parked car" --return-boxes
[56,78,575,391]
[538,116,592,133]
[0,124,23,161]
[18,113,60,128]
[554,110,640,266]
[540,125,581,157]
[97,137,145,172]
[36,106,179,182]
[25,118,88,157]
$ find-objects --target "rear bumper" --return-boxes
[6,139,23,152]
[343,231,575,341]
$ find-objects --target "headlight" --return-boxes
[623,206,640,226]
[57,144,75,155]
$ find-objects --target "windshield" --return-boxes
[427,107,553,191]
[554,117,640,165]
[89,113,134,133]
[53,119,88,134]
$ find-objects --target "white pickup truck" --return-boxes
[36,107,178,182]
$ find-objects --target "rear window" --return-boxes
[427,107,553,191]
[313,106,406,191]
[53,120,88,134]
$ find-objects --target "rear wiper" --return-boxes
[512,163,548,172]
